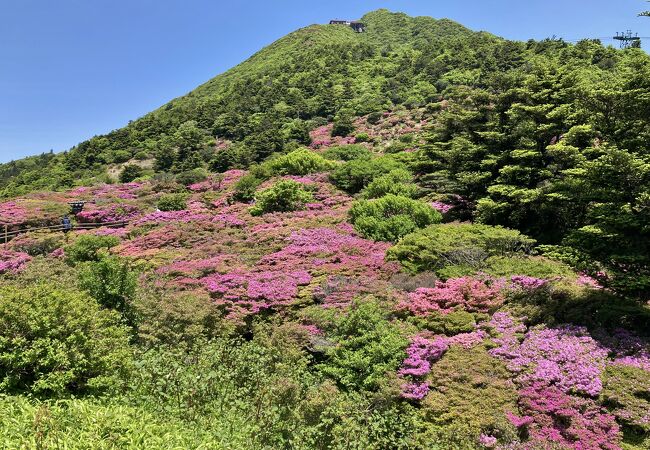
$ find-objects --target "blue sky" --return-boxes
[1,0,648,163]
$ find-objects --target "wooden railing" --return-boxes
[1,220,128,244]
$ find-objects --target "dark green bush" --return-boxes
[157,193,189,211]
[330,156,406,194]
[135,285,228,349]
[361,168,418,199]
[323,144,372,161]
[175,168,208,186]
[421,345,518,447]
[387,223,535,273]
[0,284,131,396]
[232,174,263,202]
[317,299,408,391]
[250,179,314,216]
[210,143,255,172]
[119,164,143,183]
[79,256,138,326]
[349,194,441,242]
[65,234,120,264]
[264,148,334,175]
[331,114,355,137]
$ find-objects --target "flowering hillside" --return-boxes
[1,111,649,449]
[1,8,650,450]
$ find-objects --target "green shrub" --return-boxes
[79,256,138,326]
[323,144,372,161]
[387,223,535,274]
[174,168,208,186]
[330,156,405,194]
[134,150,149,160]
[367,111,383,124]
[210,143,255,172]
[157,193,189,211]
[317,299,408,391]
[9,231,63,256]
[231,174,263,202]
[119,164,143,183]
[112,150,131,164]
[0,396,229,449]
[264,148,334,175]
[0,284,131,396]
[331,115,354,137]
[481,255,574,279]
[409,310,478,335]
[361,168,418,199]
[130,330,314,444]
[601,365,650,445]
[349,194,441,242]
[355,132,371,142]
[65,234,120,264]
[250,180,313,216]
[135,285,228,349]
[436,256,574,281]
[421,345,518,447]
[384,141,410,154]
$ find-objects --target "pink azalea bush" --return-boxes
[399,336,449,400]
[201,269,312,317]
[0,250,31,274]
[398,277,504,316]
[488,314,608,396]
[509,382,620,450]
[76,203,140,224]
[0,201,29,223]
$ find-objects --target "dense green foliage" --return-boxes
[387,223,535,274]
[264,148,335,176]
[361,168,418,199]
[349,194,441,242]
[156,192,189,211]
[0,284,131,396]
[330,156,405,194]
[119,165,144,183]
[79,256,138,326]
[65,234,120,264]
[250,179,314,216]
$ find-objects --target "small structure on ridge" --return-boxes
[329,19,365,33]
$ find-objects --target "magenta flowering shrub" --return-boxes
[509,382,620,450]
[489,314,608,396]
[430,201,453,214]
[0,250,31,274]
[486,313,626,448]
[577,272,604,289]
[92,182,144,199]
[76,203,140,224]
[399,336,449,400]
[201,269,312,317]
[0,201,28,223]
[398,331,487,400]
[258,227,399,280]
[309,124,356,149]
[397,277,504,316]
[594,328,650,371]
[478,434,498,448]
[509,275,550,290]
[133,210,213,226]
